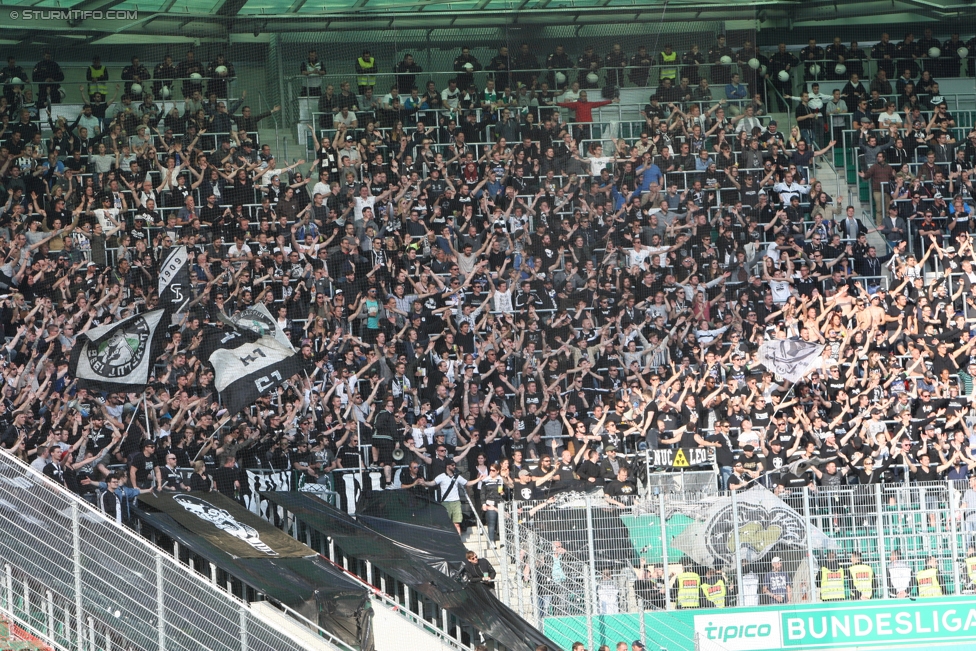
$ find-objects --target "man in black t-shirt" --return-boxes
[604,468,638,507]
[128,440,160,490]
[213,454,243,503]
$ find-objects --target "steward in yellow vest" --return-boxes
[917,556,943,598]
[848,552,875,600]
[817,552,846,601]
[674,569,701,609]
[963,547,976,592]
[355,50,377,94]
[658,46,678,82]
[700,567,729,608]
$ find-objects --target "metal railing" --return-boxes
[0,450,342,651]
[497,480,975,639]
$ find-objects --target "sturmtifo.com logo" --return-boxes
[9,9,137,20]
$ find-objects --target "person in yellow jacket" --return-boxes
[355,50,377,95]
[672,563,702,609]
[87,55,108,97]
[817,550,847,601]
[848,552,876,600]
[700,566,733,608]
[656,44,678,83]
[961,546,976,593]
[916,555,944,598]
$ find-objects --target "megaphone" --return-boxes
[392,448,405,461]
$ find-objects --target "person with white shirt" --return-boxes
[440,79,461,110]
[260,157,305,188]
[878,102,903,127]
[312,169,331,198]
[771,172,810,203]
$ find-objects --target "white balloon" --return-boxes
[215,65,228,76]
[928,47,941,58]
[129,83,142,95]
[809,64,821,75]
[555,72,566,84]
[760,65,768,76]
[834,64,847,76]
[748,58,760,70]
[9,77,21,85]
[720,55,732,65]
[160,86,172,99]
[586,72,599,84]
[808,97,823,110]
[463,62,474,71]
[958,47,969,58]
[777,70,790,82]
[189,72,203,80]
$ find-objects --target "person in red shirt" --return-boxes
[557,90,620,140]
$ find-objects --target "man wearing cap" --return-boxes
[762,557,791,604]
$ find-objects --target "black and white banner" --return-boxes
[759,339,825,383]
[219,302,294,351]
[244,469,292,521]
[158,245,191,314]
[68,309,168,393]
[199,323,307,416]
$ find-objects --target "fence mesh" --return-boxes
[499,480,976,650]
[0,451,338,651]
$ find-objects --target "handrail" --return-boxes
[0,449,345,651]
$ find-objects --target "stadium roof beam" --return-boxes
[213,0,249,16]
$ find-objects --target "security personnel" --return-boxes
[817,551,847,601]
[962,546,976,592]
[657,44,678,84]
[355,50,377,95]
[87,55,108,97]
[674,565,702,609]
[917,556,943,598]
[700,566,728,608]
[848,552,876,600]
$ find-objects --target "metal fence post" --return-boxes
[658,492,671,611]
[585,495,598,651]
[155,554,165,651]
[875,484,889,599]
[240,605,248,651]
[498,504,511,606]
[950,482,962,596]
[730,490,745,604]
[71,503,84,651]
[802,488,818,604]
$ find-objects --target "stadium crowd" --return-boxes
[0,31,976,550]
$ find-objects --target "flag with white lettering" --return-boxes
[219,302,295,351]
[758,339,824,383]
[157,245,191,314]
[198,323,307,416]
[68,309,168,393]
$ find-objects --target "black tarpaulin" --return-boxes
[262,491,560,651]
[134,495,373,651]
[355,492,468,575]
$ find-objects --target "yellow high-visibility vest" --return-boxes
[917,567,942,597]
[676,571,701,609]
[819,566,846,601]
[965,556,976,584]
[849,563,874,599]
[701,578,727,608]
[659,52,677,81]
[356,57,376,88]
[88,66,108,96]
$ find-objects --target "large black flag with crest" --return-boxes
[197,323,307,416]
[68,309,169,393]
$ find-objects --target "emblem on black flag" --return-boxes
[86,316,150,378]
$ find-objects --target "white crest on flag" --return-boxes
[71,309,165,388]
[221,302,295,351]
[758,339,824,383]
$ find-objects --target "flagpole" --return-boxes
[123,394,146,438]
[191,414,232,463]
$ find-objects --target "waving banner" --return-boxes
[759,339,824,383]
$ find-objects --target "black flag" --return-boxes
[196,323,307,416]
[68,309,168,393]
